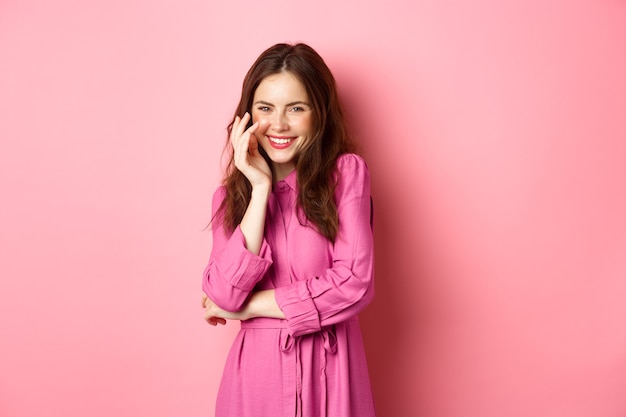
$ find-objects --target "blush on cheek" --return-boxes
[253,120,269,142]
[255,118,271,129]
[253,118,271,138]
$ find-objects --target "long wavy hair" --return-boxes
[215,43,357,242]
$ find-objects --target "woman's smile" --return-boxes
[268,135,297,148]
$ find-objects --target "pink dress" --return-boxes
[202,153,376,417]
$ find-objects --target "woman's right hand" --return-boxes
[231,112,272,188]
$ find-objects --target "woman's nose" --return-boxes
[270,112,288,131]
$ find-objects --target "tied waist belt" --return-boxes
[240,317,358,417]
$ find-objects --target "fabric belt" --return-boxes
[240,317,358,417]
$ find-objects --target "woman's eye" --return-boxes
[290,107,303,112]
[258,106,271,112]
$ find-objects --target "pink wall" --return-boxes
[1,1,625,416]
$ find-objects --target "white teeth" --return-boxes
[269,137,294,145]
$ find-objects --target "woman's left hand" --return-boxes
[201,294,248,325]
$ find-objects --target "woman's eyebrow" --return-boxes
[286,101,310,107]
[253,100,310,107]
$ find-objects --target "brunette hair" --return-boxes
[216,43,357,242]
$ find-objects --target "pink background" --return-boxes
[1,1,625,416]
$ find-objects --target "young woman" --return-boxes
[201,43,376,417]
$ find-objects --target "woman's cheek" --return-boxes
[257,118,271,131]
[252,113,270,128]
[253,118,271,141]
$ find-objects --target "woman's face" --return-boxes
[251,71,314,180]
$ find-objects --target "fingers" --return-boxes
[230,112,252,147]
[229,115,242,147]
[247,125,261,154]
[205,314,227,326]
[236,112,251,140]
[229,112,270,186]
[202,296,228,326]
[232,123,264,182]
[231,113,259,159]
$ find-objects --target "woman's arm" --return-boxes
[231,112,273,255]
[203,154,374,329]
[202,289,285,325]
[201,188,273,312]
[274,154,375,337]
[201,113,274,312]
[239,185,271,255]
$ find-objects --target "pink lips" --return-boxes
[267,136,296,150]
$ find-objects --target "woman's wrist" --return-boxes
[251,183,271,199]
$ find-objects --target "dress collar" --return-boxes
[274,169,297,191]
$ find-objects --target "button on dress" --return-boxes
[202,153,376,417]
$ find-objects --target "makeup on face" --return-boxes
[251,72,314,179]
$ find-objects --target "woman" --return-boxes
[202,43,376,417]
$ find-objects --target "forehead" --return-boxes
[254,72,309,101]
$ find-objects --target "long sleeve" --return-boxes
[202,187,273,312]
[274,154,375,337]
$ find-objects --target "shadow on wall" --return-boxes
[335,54,434,417]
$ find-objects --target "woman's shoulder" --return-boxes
[211,185,227,208]
[335,153,370,179]
[212,184,227,198]
[335,153,369,172]
[333,153,370,197]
